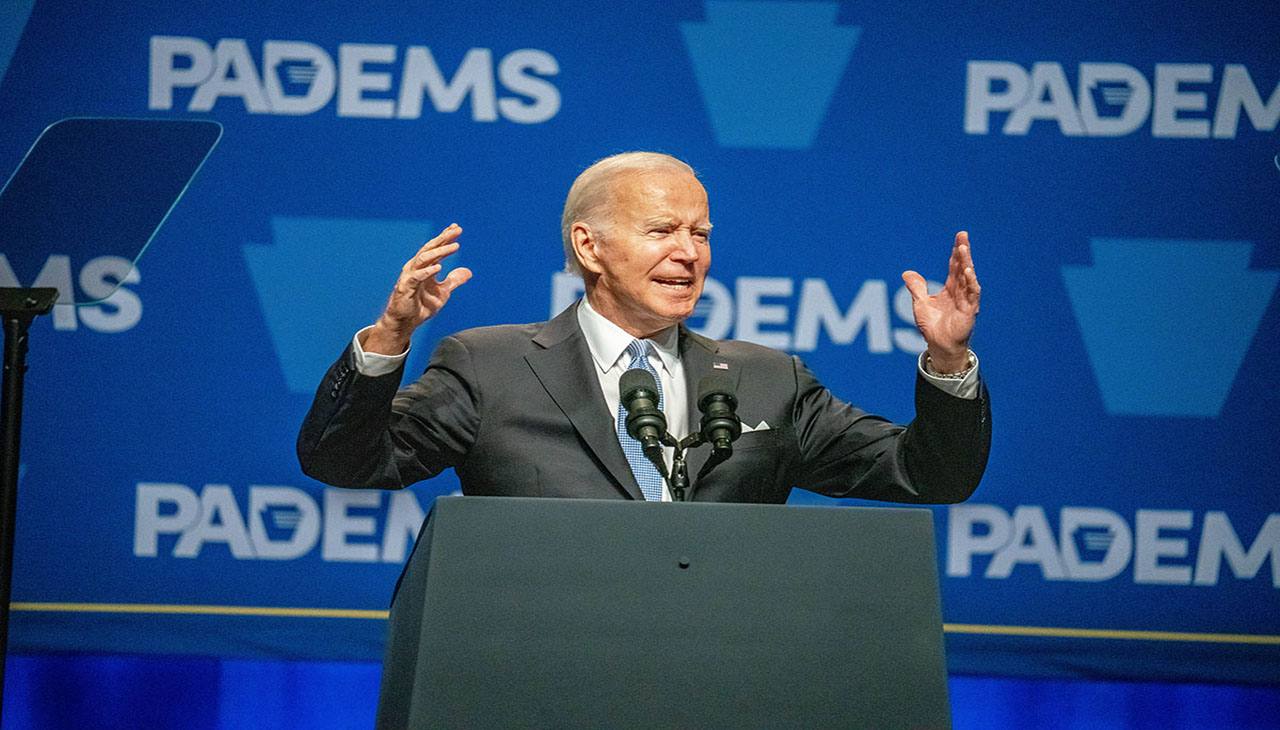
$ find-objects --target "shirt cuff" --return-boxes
[917,350,980,400]
[352,326,409,377]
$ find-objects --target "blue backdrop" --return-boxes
[1,0,1276,689]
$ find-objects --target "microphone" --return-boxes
[620,368,667,459]
[697,373,741,459]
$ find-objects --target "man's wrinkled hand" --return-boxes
[902,231,981,374]
[363,223,473,355]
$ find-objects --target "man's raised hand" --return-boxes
[901,231,981,374]
[363,224,473,355]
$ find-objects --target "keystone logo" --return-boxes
[243,216,442,394]
[1062,238,1278,417]
[276,58,322,99]
[1088,80,1134,121]
[680,1,860,149]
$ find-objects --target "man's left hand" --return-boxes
[902,231,981,374]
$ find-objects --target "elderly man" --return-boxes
[298,152,989,503]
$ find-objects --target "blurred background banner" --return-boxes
[1,0,1276,685]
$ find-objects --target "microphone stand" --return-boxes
[0,287,59,717]
[655,433,706,502]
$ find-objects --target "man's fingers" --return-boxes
[901,270,929,301]
[409,241,461,271]
[376,224,470,336]
[404,224,463,269]
[954,231,976,274]
[964,266,982,308]
[398,264,443,290]
[442,266,473,292]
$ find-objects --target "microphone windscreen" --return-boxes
[697,373,737,410]
[620,368,659,402]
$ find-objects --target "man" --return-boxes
[298,152,989,503]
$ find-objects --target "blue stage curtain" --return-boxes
[4,654,1279,729]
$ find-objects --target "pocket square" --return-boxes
[741,420,771,433]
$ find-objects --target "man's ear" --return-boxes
[571,222,605,275]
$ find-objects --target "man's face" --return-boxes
[578,169,712,338]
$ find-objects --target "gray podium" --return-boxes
[377,496,951,729]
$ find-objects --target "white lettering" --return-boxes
[691,276,734,340]
[1004,62,1085,136]
[793,278,891,353]
[964,61,1030,134]
[1134,509,1193,584]
[1078,63,1151,136]
[380,491,427,563]
[1151,64,1213,138]
[134,483,200,557]
[1212,64,1280,138]
[397,47,497,121]
[321,489,381,562]
[986,505,1068,580]
[173,484,256,559]
[966,61,1270,138]
[338,43,397,118]
[150,36,561,124]
[734,276,792,349]
[497,49,561,124]
[551,272,927,355]
[1059,507,1132,581]
[1194,512,1280,587]
[188,39,270,113]
[262,41,336,115]
[946,503,1012,577]
[248,486,321,560]
[77,256,142,333]
[949,504,1278,587]
[0,255,141,333]
[149,36,214,110]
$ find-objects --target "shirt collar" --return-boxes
[577,297,679,375]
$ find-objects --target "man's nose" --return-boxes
[669,230,700,261]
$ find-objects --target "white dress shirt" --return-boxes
[575,297,686,501]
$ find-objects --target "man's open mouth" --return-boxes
[653,278,692,288]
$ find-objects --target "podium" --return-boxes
[378,497,951,729]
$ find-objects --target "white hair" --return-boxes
[560,152,698,275]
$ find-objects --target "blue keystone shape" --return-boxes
[1062,238,1278,417]
[680,1,860,149]
[243,216,441,394]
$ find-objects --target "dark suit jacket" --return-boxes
[298,303,991,503]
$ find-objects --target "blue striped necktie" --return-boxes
[617,339,666,501]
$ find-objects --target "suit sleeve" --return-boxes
[296,335,481,489]
[788,356,991,504]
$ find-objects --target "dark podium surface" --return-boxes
[378,496,950,729]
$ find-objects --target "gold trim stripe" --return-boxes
[944,623,1280,645]
[10,602,388,620]
[10,604,1278,645]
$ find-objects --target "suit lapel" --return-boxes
[526,304,644,500]
[679,327,726,494]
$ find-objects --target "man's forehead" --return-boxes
[609,169,708,209]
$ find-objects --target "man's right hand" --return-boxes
[362,223,473,355]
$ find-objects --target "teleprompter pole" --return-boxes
[0,287,59,723]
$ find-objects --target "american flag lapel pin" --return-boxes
[712,361,729,370]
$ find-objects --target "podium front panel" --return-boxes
[380,496,949,730]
